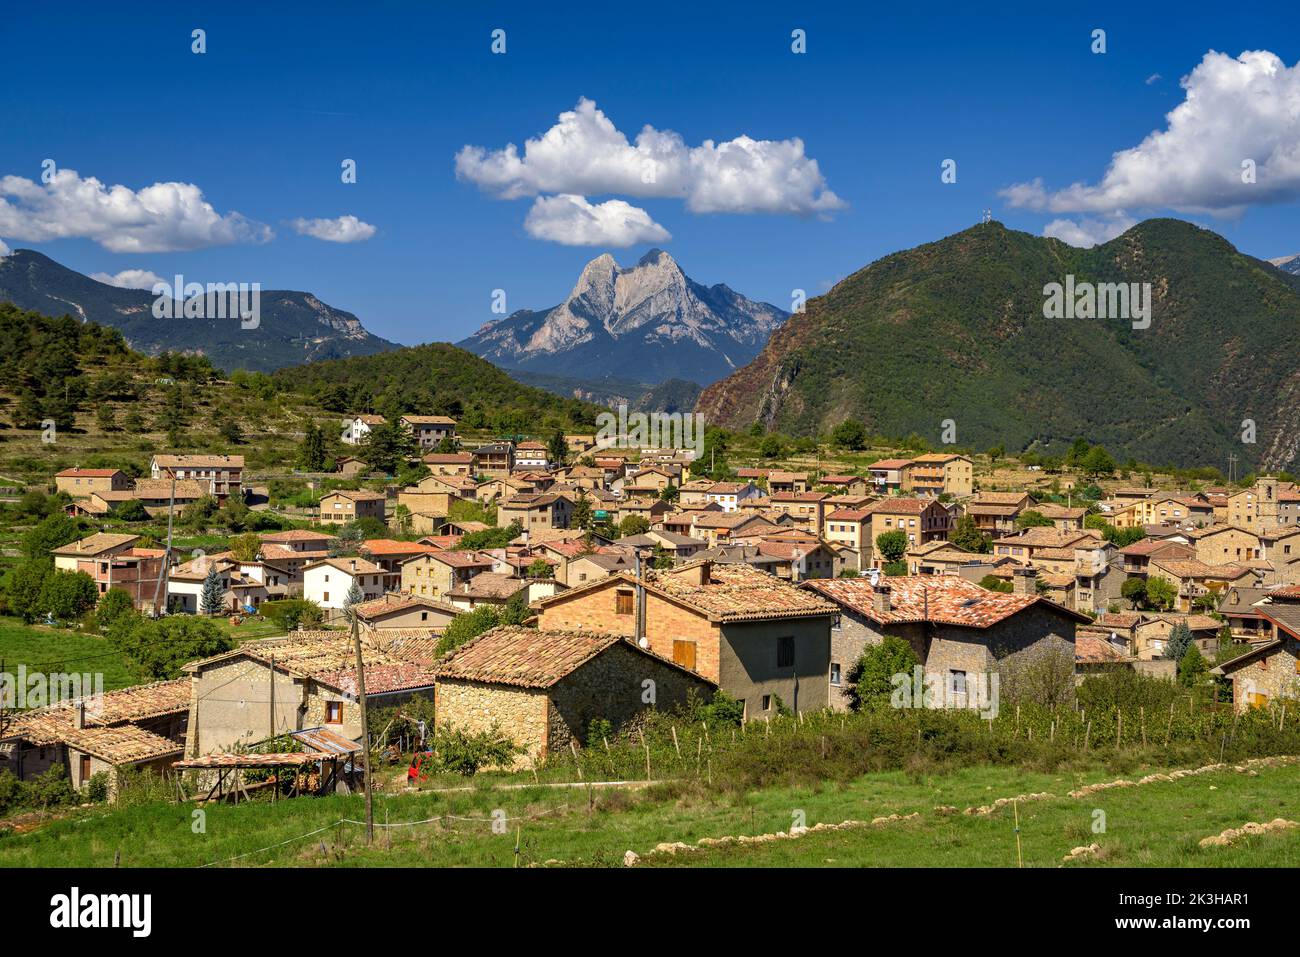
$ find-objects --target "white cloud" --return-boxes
[456,98,845,216]
[1145,73,1162,85]
[1042,215,1137,248]
[0,239,9,257]
[288,214,377,243]
[0,168,271,252]
[523,194,670,247]
[1002,50,1300,217]
[90,268,166,290]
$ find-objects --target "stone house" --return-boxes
[434,625,716,767]
[767,471,809,495]
[1184,524,1262,564]
[422,452,474,476]
[402,550,494,600]
[1146,558,1256,613]
[319,489,387,525]
[181,631,438,757]
[965,491,1034,536]
[901,453,973,497]
[865,497,953,565]
[533,560,837,717]
[803,570,1089,711]
[400,414,456,449]
[818,475,868,496]
[0,679,190,798]
[150,454,244,501]
[54,467,130,499]
[769,492,832,535]
[1212,593,1300,711]
[498,493,573,533]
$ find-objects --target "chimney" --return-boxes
[671,560,712,586]
[350,559,357,571]
[873,581,892,617]
[75,702,86,730]
[1013,565,1037,595]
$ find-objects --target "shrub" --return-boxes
[848,636,919,711]
[261,598,324,631]
[432,724,523,776]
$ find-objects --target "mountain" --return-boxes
[458,249,787,385]
[697,219,1300,472]
[0,249,396,373]
[509,370,703,414]
[1270,254,1300,276]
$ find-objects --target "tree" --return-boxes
[950,514,990,553]
[38,570,99,622]
[547,429,568,467]
[526,558,552,579]
[1120,577,1148,609]
[1080,445,1116,480]
[1177,642,1209,689]
[987,445,1004,463]
[1144,576,1177,612]
[832,419,867,451]
[95,588,137,632]
[218,417,244,444]
[5,560,51,622]
[1014,510,1053,530]
[228,532,261,563]
[181,495,220,532]
[759,434,785,459]
[109,615,232,680]
[979,574,1013,593]
[357,419,417,475]
[874,530,908,565]
[344,580,365,619]
[299,423,330,471]
[110,499,150,522]
[848,635,919,711]
[572,495,593,531]
[95,404,117,432]
[200,564,226,615]
[435,605,502,658]
[1164,620,1193,661]
[619,514,650,538]
[21,514,83,561]
[122,409,146,433]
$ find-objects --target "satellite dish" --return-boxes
[868,567,881,587]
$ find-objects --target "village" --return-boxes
[3,408,1299,813]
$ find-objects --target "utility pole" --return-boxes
[150,477,177,616]
[269,654,276,739]
[349,610,375,844]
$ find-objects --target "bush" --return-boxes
[109,615,233,680]
[432,724,523,776]
[261,598,324,631]
[848,636,919,711]
[85,771,110,803]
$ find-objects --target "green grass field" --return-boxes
[0,615,137,692]
[1,758,1295,868]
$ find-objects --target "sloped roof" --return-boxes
[152,454,244,468]
[436,625,713,689]
[0,679,191,747]
[802,575,1088,627]
[50,533,139,557]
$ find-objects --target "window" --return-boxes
[830,663,842,686]
[672,640,697,671]
[325,701,343,724]
[615,590,635,615]
[949,670,967,695]
[79,755,91,781]
[777,635,795,668]
[322,592,329,603]
[761,694,772,711]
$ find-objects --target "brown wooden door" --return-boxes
[673,640,697,671]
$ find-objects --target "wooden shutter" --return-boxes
[673,640,697,671]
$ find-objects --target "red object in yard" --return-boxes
[229,615,242,625]
[407,751,435,782]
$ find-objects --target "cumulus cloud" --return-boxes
[0,168,271,252]
[1042,215,1137,248]
[0,239,9,257]
[523,194,670,247]
[456,98,845,216]
[90,268,166,290]
[288,214,377,243]
[1001,50,1300,217]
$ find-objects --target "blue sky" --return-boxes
[2,2,1297,346]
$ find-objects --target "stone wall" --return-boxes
[547,641,713,753]
[434,679,548,768]
[1228,636,1300,712]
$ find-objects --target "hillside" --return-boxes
[271,342,603,433]
[459,249,786,385]
[697,219,1300,471]
[0,249,396,373]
